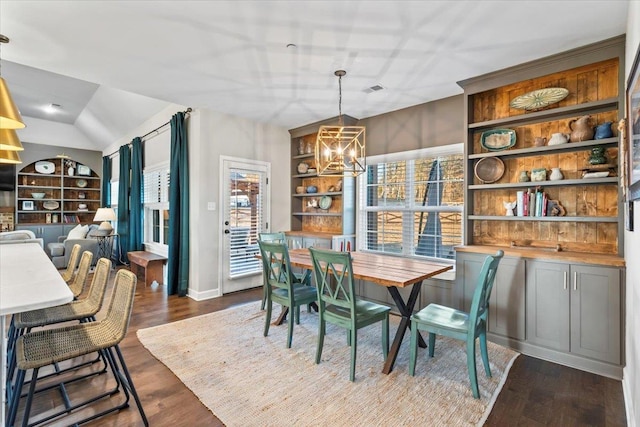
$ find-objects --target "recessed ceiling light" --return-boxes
[363,85,384,93]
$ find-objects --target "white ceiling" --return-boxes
[0,1,630,152]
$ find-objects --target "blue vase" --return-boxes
[594,122,613,139]
[306,185,318,194]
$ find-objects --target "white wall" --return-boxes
[624,2,640,425]
[103,105,291,301]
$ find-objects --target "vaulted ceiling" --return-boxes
[0,1,630,152]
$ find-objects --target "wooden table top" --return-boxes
[287,249,453,288]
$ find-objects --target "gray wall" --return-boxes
[358,94,464,155]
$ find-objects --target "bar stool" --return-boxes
[7,269,148,427]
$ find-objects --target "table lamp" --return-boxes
[93,207,116,235]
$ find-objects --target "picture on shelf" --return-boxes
[77,164,91,176]
[22,201,34,211]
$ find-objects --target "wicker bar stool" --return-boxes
[7,269,148,427]
[60,243,82,283]
[5,258,112,400]
[68,250,93,298]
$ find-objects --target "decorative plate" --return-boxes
[509,87,569,110]
[474,157,505,183]
[76,179,88,188]
[35,161,56,174]
[480,129,516,151]
[43,201,60,210]
[319,196,332,210]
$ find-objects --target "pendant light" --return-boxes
[0,148,21,164]
[0,128,24,151]
[0,34,26,129]
[315,70,365,177]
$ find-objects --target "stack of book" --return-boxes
[516,188,547,217]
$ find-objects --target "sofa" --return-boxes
[0,230,44,248]
[46,224,100,269]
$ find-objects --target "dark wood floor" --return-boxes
[8,268,627,426]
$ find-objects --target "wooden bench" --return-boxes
[128,251,167,287]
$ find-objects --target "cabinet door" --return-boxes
[570,265,621,364]
[286,236,303,249]
[303,237,331,249]
[488,257,525,340]
[526,261,570,352]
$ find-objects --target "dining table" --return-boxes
[286,248,453,374]
[0,242,73,427]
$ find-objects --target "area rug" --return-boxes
[137,303,518,426]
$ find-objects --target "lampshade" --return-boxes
[315,70,366,177]
[0,77,25,129]
[0,128,24,151]
[93,207,116,234]
[0,148,21,164]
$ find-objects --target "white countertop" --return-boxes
[0,242,73,315]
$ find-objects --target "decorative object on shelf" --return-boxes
[46,213,52,223]
[93,207,116,235]
[547,132,570,145]
[297,162,309,174]
[31,192,45,199]
[328,185,336,192]
[531,168,547,182]
[480,129,516,151]
[0,34,26,130]
[509,87,569,110]
[306,198,318,208]
[305,140,314,154]
[503,200,516,216]
[549,167,564,181]
[335,179,343,191]
[306,185,318,194]
[319,196,332,210]
[307,168,317,174]
[534,136,547,147]
[316,70,366,177]
[22,200,34,211]
[78,203,88,212]
[473,157,505,183]
[35,160,56,174]
[568,115,595,142]
[64,159,75,176]
[42,200,59,210]
[547,200,566,216]
[518,170,530,182]
[588,146,607,165]
[582,171,610,178]
[77,164,91,176]
[78,191,86,199]
[76,179,88,188]
[296,186,306,194]
[52,214,58,223]
[594,122,614,139]
[298,139,306,155]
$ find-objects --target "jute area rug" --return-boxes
[137,302,518,426]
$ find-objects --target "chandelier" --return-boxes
[315,70,365,177]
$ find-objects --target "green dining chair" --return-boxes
[258,240,317,348]
[408,250,503,398]
[309,247,390,382]
[258,232,311,310]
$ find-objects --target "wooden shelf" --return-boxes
[469,177,618,190]
[292,212,343,217]
[292,192,342,197]
[468,137,618,160]
[469,215,618,223]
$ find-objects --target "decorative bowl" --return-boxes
[296,186,306,194]
[474,157,505,183]
[480,129,516,151]
[306,185,318,194]
[319,196,332,210]
[509,87,569,110]
[43,201,60,210]
[31,192,46,199]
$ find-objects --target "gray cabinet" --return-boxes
[526,260,621,365]
[15,224,77,248]
[457,252,525,340]
[286,235,331,250]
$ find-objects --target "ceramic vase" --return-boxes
[518,170,530,182]
[550,167,563,181]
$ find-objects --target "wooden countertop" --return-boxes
[285,231,351,239]
[455,245,625,268]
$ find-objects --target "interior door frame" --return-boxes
[218,156,271,295]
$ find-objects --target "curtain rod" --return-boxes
[107,107,192,158]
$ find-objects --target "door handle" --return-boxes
[563,271,567,290]
[573,271,577,291]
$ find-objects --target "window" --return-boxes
[358,144,463,261]
[143,164,170,254]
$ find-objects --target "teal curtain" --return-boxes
[129,137,143,252]
[101,155,111,207]
[118,145,131,264]
[167,112,190,296]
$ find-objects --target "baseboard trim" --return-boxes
[187,287,221,301]
[622,371,636,427]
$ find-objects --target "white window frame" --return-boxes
[143,162,170,256]
[357,143,464,265]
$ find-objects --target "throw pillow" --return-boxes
[67,224,89,240]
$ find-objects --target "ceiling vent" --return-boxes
[363,85,384,94]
